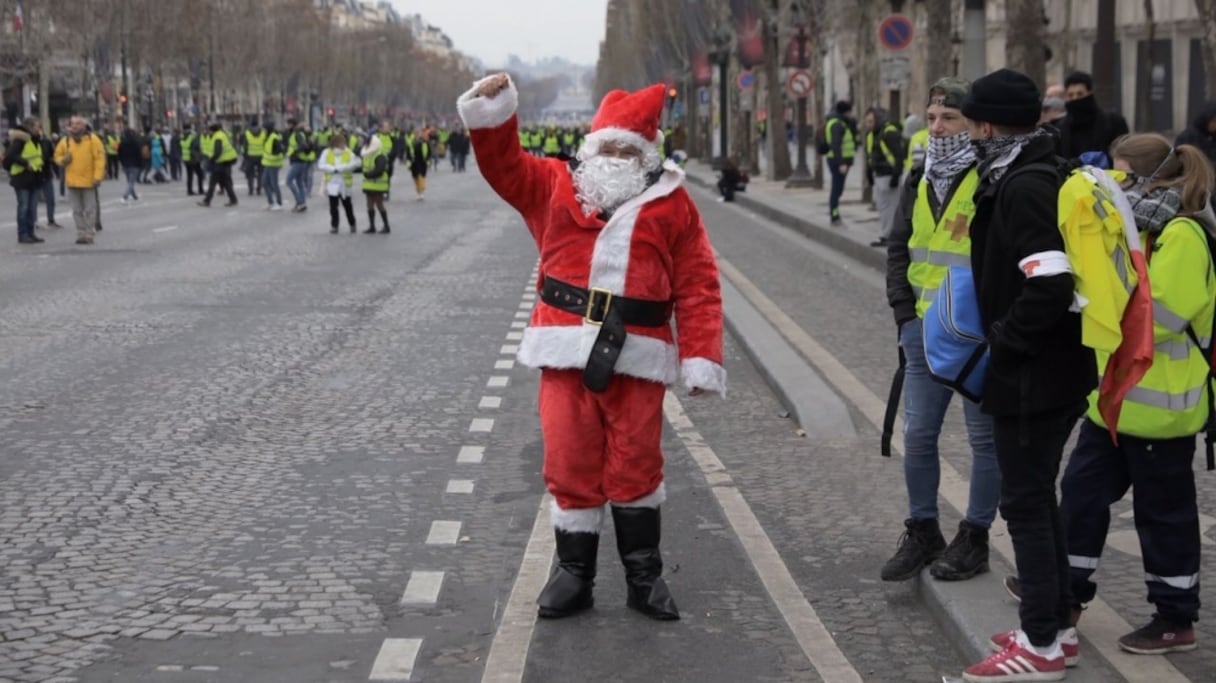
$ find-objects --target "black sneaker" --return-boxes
[880,518,946,582]
[929,520,989,581]
[1118,614,1197,654]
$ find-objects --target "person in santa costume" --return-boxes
[457,74,726,621]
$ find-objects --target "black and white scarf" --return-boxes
[924,131,976,203]
[975,128,1049,182]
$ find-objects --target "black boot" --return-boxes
[611,506,679,620]
[880,518,946,582]
[537,529,598,619]
[929,520,990,581]
[364,211,377,234]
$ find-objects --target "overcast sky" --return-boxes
[391,0,608,67]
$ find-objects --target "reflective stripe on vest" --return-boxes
[866,123,900,168]
[1096,376,1205,411]
[907,168,980,318]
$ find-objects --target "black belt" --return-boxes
[540,276,672,392]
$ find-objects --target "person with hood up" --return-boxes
[1173,100,1216,169]
[3,117,47,244]
[1056,71,1129,168]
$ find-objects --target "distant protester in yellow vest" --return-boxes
[360,134,391,234]
[317,132,361,234]
[882,77,998,586]
[243,120,267,197]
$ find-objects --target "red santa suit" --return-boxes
[457,78,725,535]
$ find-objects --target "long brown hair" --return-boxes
[1110,133,1215,214]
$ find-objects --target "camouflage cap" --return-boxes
[927,77,970,109]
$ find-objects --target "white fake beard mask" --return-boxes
[573,155,648,217]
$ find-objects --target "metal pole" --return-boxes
[962,0,987,81]
[787,26,813,188]
[717,59,729,168]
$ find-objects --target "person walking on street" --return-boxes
[118,128,145,204]
[317,132,360,234]
[956,69,1097,683]
[459,74,725,622]
[261,121,286,211]
[825,100,857,224]
[198,123,239,208]
[407,128,431,201]
[883,77,998,585]
[166,128,181,181]
[360,134,391,234]
[181,124,205,196]
[35,121,62,230]
[243,119,266,196]
[104,129,120,180]
[284,118,314,212]
[449,126,470,172]
[864,107,905,248]
[3,117,47,244]
[53,116,106,245]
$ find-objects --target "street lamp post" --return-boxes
[785,21,813,188]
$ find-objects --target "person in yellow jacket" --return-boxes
[198,123,239,208]
[54,117,106,245]
[1004,134,1215,657]
[317,132,361,234]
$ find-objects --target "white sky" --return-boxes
[391,0,608,67]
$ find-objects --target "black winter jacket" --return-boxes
[1174,99,1216,168]
[3,128,44,190]
[1056,95,1128,162]
[969,135,1096,418]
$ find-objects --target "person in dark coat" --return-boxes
[957,68,1097,682]
[3,118,46,243]
[1055,71,1129,167]
[1173,99,1216,169]
[118,128,145,203]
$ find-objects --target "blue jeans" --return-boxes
[304,162,315,198]
[285,161,308,206]
[39,180,56,223]
[262,166,283,206]
[14,187,38,239]
[123,167,141,200]
[828,161,848,220]
[900,317,1000,527]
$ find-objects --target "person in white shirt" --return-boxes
[316,132,361,234]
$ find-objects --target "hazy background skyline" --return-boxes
[391,0,608,67]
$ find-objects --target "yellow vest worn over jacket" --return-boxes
[1089,216,1216,438]
[244,130,267,158]
[11,138,44,177]
[361,149,389,192]
[320,148,356,189]
[212,131,238,163]
[262,132,285,168]
[907,167,979,318]
[54,134,106,188]
[181,133,196,162]
[905,128,929,172]
[825,117,855,161]
[201,133,216,159]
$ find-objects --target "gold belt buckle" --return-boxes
[584,287,613,325]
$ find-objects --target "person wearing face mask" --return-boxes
[957,68,1098,683]
[1173,99,1216,169]
[1056,71,1129,168]
[883,78,999,586]
[458,74,724,623]
[1000,135,1213,659]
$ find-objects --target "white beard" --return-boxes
[572,156,648,216]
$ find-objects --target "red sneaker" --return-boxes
[990,627,1079,667]
[964,629,1065,682]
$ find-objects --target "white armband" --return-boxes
[1018,251,1071,278]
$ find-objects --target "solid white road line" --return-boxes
[505,331,524,341]
[425,521,461,545]
[400,571,445,605]
[469,418,495,433]
[446,480,475,494]
[479,396,502,409]
[479,497,554,683]
[499,344,519,355]
[457,446,485,464]
[152,225,179,233]
[368,638,423,681]
[495,360,515,370]
[663,392,864,683]
[716,255,1192,683]
[487,376,509,388]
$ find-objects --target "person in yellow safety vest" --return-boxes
[529,128,544,157]
[904,115,929,172]
[542,127,562,158]
[317,131,361,234]
[824,100,857,224]
[260,121,286,211]
[519,128,530,153]
[3,117,47,244]
[200,128,216,176]
[864,107,906,248]
[407,127,431,200]
[243,121,267,197]
[376,121,396,195]
[105,130,121,179]
[360,134,391,234]
[198,123,238,207]
[882,77,998,586]
[284,118,316,212]
[561,129,576,156]
[1034,134,1216,656]
[181,124,206,196]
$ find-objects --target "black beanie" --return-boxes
[961,68,1041,127]
[835,100,852,115]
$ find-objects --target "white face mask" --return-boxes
[572,155,648,216]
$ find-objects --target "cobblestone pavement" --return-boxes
[686,166,1216,682]
[0,169,966,683]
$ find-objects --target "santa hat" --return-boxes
[580,83,667,161]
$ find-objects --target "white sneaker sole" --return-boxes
[987,640,1079,667]
[1117,641,1197,655]
[963,671,1065,682]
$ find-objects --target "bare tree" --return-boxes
[1198,0,1216,99]
[923,0,953,86]
[1005,0,1046,87]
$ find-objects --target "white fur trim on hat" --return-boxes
[611,482,666,508]
[682,357,727,397]
[550,501,604,533]
[457,75,519,130]
[577,127,663,171]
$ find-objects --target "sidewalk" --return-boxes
[685,158,1215,683]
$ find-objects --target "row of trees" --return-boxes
[0,0,480,132]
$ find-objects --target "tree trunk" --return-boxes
[1005,0,1046,88]
[1196,0,1216,99]
[763,18,792,180]
[1137,0,1156,130]
[923,0,953,88]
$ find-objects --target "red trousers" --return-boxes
[539,369,666,512]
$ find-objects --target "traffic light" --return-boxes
[327,107,335,118]
[668,87,677,98]
[119,94,127,104]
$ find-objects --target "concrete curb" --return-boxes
[685,173,886,272]
[721,278,856,439]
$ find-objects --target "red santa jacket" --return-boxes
[457,78,726,394]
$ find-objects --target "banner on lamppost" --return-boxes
[731,0,765,68]
[692,49,713,87]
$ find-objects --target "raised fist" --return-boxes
[476,73,511,99]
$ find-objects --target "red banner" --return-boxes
[732,0,765,68]
[692,50,713,87]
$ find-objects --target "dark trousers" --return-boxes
[204,162,237,204]
[106,156,119,179]
[169,157,182,181]
[244,157,263,195]
[828,162,849,220]
[1061,419,1201,623]
[14,186,38,240]
[186,162,205,195]
[328,195,355,229]
[994,409,1082,646]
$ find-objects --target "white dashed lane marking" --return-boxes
[505,331,524,341]
[510,321,527,329]
[495,360,515,370]
[469,418,494,433]
[446,480,475,494]
[499,345,519,355]
[487,376,509,388]
[514,311,530,319]
[479,396,502,409]
[456,446,485,464]
[152,225,179,233]
[399,571,445,606]
[425,521,461,545]
[368,638,423,681]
